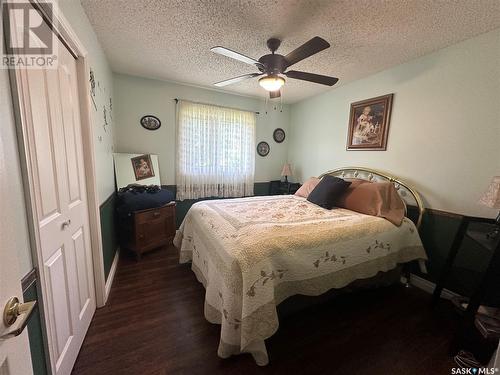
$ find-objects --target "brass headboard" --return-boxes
[319,167,425,229]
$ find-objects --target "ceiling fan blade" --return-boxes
[285,70,338,86]
[269,90,281,99]
[284,37,330,68]
[214,73,262,87]
[211,46,264,69]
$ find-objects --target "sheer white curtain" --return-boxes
[176,100,256,200]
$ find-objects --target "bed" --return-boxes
[174,167,428,365]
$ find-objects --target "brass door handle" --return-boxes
[1,297,37,340]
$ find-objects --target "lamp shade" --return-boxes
[259,75,285,92]
[281,163,292,177]
[479,176,500,208]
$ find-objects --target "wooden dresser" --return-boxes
[119,202,176,259]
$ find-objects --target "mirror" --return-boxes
[113,153,161,189]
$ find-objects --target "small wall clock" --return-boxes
[273,128,285,143]
[140,115,161,130]
[257,141,270,157]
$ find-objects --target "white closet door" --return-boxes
[14,15,96,375]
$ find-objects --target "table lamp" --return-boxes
[281,163,292,184]
[479,176,500,239]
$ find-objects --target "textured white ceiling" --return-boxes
[80,0,500,103]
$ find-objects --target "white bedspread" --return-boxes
[174,195,427,365]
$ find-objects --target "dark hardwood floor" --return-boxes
[72,247,458,375]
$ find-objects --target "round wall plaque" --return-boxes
[256,141,270,157]
[140,115,161,130]
[273,128,285,143]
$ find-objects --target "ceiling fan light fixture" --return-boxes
[258,75,285,91]
[212,37,337,90]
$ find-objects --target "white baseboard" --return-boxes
[104,248,120,303]
[409,273,460,300]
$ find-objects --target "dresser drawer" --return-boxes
[135,205,174,224]
[136,218,169,247]
[118,202,176,259]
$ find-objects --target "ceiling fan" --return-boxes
[211,37,338,99]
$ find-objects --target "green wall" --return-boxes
[287,29,500,220]
[100,193,119,280]
[113,73,291,186]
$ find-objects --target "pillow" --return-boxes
[336,181,405,226]
[307,175,352,209]
[344,178,370,191]
[294,177,320,198]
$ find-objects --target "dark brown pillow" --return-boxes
[336,181,405,226]
[307,176,351,209]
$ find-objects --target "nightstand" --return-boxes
[118,202,176,259]
[269,180,301,195]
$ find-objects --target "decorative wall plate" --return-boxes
[140,115,161,130]
[257,141,270,157]
[273,128,286,143]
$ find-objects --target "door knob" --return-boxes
[1,297,37,340]
[61,219,71,229]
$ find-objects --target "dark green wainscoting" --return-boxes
[22,270,48,375]
[100,193,119,280]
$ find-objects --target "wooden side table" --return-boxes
[119,202,176,260]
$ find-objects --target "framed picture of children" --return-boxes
[346,94,393,150]
[131,154,155,180]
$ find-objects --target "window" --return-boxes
[176,100,256,200]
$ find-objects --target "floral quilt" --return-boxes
[174,195,427,365]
